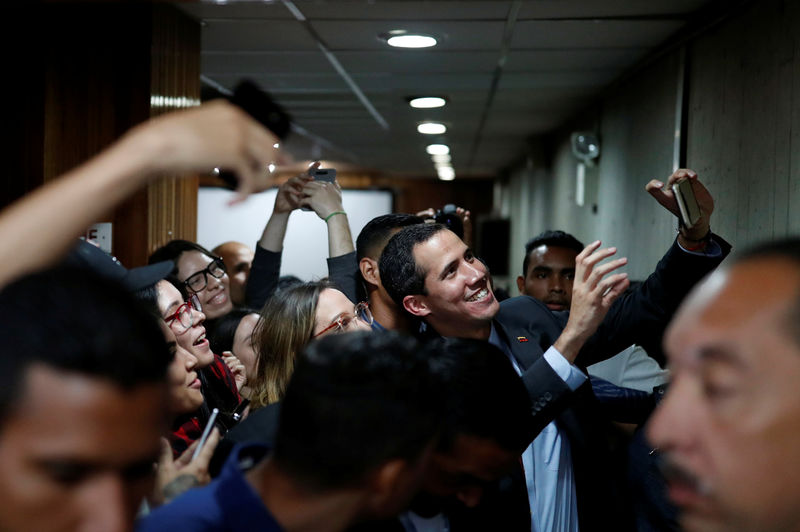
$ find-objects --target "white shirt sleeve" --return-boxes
[543,345,587,391]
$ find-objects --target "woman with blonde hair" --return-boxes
[250,280,372,409]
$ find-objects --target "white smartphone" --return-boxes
[672,179,701,228]
[192,407,219,461]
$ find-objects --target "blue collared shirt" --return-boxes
[489,324,585,532]
[138,444,283,532]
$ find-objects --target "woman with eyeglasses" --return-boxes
[149,240,234,321]
[249,280,372,410]
[135,279,245,457]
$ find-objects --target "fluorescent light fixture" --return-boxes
[387,34,437,48]
[409,97,446,109]
[417,122,447,135]
[437,166,455,181]
[431,154,451,164]
[426,144,450,155]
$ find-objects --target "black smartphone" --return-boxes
[231,399,250,423]
[217,80,292,189]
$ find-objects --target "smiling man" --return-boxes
[647,238,800,532]
[380,170,731,531]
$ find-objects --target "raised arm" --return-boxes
[245,172,310,308]
[0,101,279,287]
[300,178,359,300]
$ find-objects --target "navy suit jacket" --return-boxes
[489,236,731,530]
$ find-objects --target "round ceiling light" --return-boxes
[417,122,447,135]
[426,144,450,156]
[409,97,446,109]
[437,166,455,181]
[386,34,437,48]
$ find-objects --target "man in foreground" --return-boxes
[647,238,800,532]
[141,331,445,532]
[0,267,172,532]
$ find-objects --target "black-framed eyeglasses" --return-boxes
[182,258,227,294]
[164,294,202,333]
[313,301,373,338]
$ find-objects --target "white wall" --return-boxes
[197,188,392,281]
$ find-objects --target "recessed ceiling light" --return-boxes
[437,166,455,181]
[431,154,451,164]
[386,34,437,49]
[409,97,446,109]
[426,144,450,156]
[417,122,447,135]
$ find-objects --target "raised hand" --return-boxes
[144,100,283,204]
[645,168,714,242]
[554,241,629,363]
[273,174,311,214]
[151,429,220,506]
[301,178,345,220]
[222,350,247,391]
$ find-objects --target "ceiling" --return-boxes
[176,0,717,180]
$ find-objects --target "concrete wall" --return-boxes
[502,0,800,286]
[686,0,800,247]
[503,50,681,284]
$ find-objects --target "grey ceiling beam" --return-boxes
[467,0,522,170]
[281,0,390,131]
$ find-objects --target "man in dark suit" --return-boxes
[379,169,730,531]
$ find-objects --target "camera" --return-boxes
[434,204,464,239]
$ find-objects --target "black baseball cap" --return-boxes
[65,240,174,292]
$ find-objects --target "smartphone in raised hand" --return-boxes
[672,179,702,228]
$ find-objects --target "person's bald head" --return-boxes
[213,241,254,306]
[648,238,800,532]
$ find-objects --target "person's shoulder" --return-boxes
[496,295,566,330]
[498,295,548,314]
[138,484,222,531]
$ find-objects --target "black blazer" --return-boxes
[491,236,731,530]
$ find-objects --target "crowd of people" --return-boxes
[1,101,799,532]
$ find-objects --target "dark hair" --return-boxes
[356,213,425,262]
[522,230,584,277]
[149,240,217,298]
[380,223,448,306]
[275,275,303,295]
[207,307,260,354]
[132,282,161,320]
[148,239,216,269]
[0,267,170,426]
[428,338,534,452]
[273,331,445,491]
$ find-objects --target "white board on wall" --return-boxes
[197,188,393,281]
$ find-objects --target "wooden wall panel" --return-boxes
[147,4,201,260]
[6,3,200,268]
